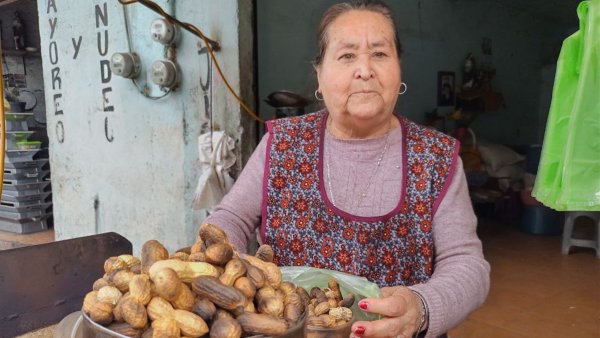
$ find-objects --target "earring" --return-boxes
[399,82,407,95]
[315,90,324,101]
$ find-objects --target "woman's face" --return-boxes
[316,10,401,126]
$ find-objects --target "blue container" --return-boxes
[520,205,562,235]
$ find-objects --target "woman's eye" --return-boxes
[373,52,387,58]
[339,53,354,60]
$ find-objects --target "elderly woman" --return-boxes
[200,1,490,337]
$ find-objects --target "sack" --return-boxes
[533,1,600,211]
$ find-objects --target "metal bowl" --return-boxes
[54,311,84,338]
[81,311,131,338]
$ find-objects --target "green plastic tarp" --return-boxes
[533,1,600,211]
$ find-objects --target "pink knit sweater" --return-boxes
[204,127,490,337]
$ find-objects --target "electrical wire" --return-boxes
[133,78,171,100]
[118,0,264,123]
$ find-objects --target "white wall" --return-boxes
[257,0,573,145]
[36,0,255,254]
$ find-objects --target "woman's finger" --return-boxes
[350,316,415,338]
[357,295,410,318]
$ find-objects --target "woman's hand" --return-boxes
[350,286,424,338]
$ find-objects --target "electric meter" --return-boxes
[150,18,177,45]
[110,52,141,79]
[151,60,178,89]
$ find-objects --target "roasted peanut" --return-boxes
[255,244,274,263]
[141,240,169,274]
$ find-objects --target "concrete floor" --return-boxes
[0,229,54,249]
[449,218,600,338]
[14,326,56,338]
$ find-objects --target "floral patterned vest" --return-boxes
[261,111,458,287]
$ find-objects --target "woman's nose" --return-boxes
[354,56,374,79]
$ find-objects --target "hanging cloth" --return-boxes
[193,131,237,211]
[533,1,600,211]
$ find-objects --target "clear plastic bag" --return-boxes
[280,266,381,321]
[533,1,600,211]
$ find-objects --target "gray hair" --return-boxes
[313,0,403,67]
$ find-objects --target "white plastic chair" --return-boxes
[561,211,600,258]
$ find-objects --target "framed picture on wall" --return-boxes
[437,71,455,106]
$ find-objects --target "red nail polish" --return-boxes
[355,326,366,335]
[359,301,368,310]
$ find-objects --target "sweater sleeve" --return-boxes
[409,158,491,338]
[201,133,269,253]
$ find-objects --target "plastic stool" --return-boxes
[561,211,600,258]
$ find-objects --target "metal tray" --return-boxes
[1,191,51,203]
